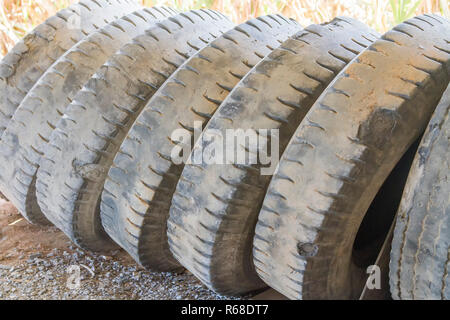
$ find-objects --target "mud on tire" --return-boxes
[168,17,379,295]
[253,14,450,300]
[36,10,234,252]
[101,15,301,272]
[0,7,177,225]
[0,0,141,136]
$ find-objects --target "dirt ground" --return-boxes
[0,199,129,266]
[0,199,238,300]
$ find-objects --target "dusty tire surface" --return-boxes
[0,7,177,223]
[0,7,177,225]
[254,14,450,300]
[0,0,141,136]
[168,17,379,296]
[101,15,301,272]
[36,10,234,252]
[389,83,450,300]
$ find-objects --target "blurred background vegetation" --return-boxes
[0,0,449,57]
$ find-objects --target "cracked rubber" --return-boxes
[36,10,234,252]
[254,14,450,299]
[0,7,177,225]
[168,17,379,295]
[389,83,450,300]
[101,15,301,272]
[0,0,141,137]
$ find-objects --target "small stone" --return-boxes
[29,253,42,260]
[297,242,319,257]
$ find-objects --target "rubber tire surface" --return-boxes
[36,10,234,252]
[101,15,301,272]
[389,83,450,300]
[254,14,450,300]
[0,7,177,223]
[0,7,177,225]
[168,17,379,295]
[0,0,141,136]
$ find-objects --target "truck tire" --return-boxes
[254,14,450,299]
[0,7,177,225]
[101,15,301,272]
[0,0,141,136]
[389,83,450,300]
[168,17,379,295]
[36,10,234,252]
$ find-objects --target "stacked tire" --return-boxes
[0,0,448,300]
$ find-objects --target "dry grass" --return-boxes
[0,0,448,57]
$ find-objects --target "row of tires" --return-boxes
[0,0,448,300]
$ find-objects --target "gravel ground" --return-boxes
[0,199,241,300]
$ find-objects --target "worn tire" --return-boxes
[36,10,234,252]
[101,15,301,272]
[389,83,450,300]
[0,0,141,136]
[254,14,450,299]
[168,17,379,295]
[0,7,177,225]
